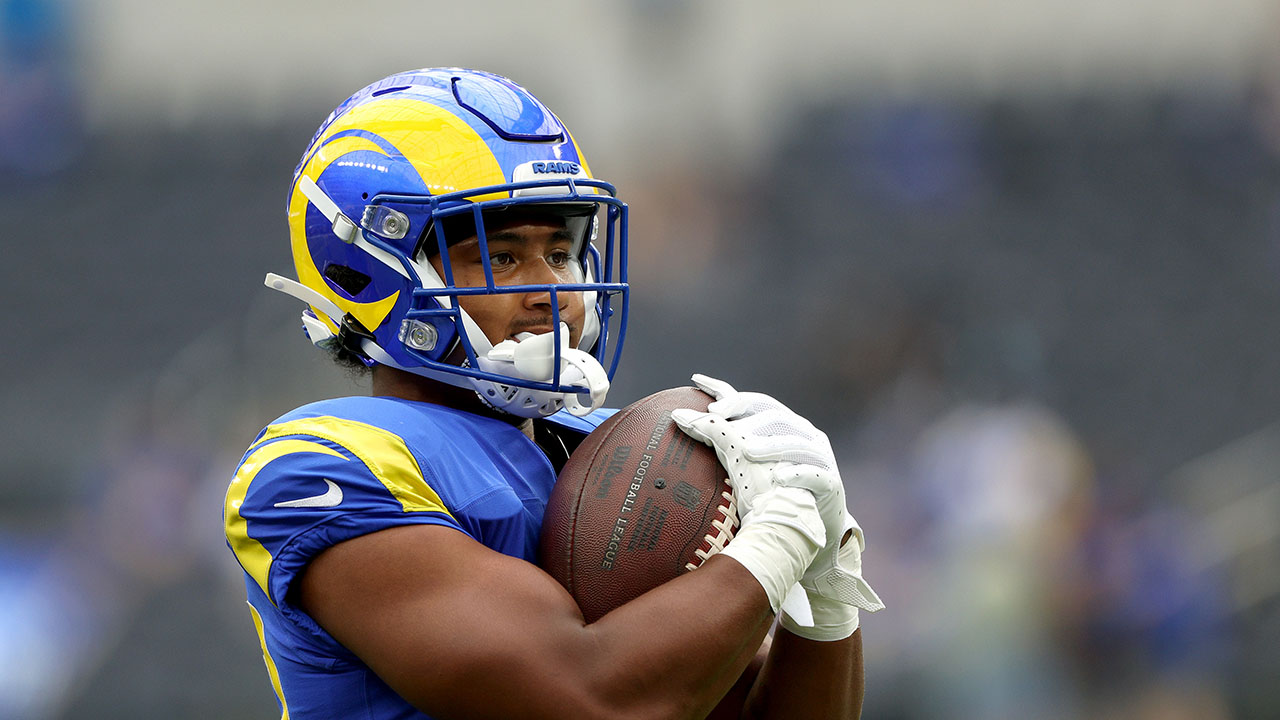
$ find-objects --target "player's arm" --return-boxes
[746,528,878,718]
[745,628,865,718]
[705,635,770,720]
[298,521,779,720]
[744,527,877,719]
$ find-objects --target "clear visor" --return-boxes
[416,201,599,278]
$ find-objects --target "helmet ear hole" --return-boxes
[323,263,372,297]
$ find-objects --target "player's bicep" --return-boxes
[296,523,599,718]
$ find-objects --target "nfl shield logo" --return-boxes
[673,481,702,511]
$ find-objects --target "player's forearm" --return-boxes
[567,554,775,719]
[417,558,768,717]
[743,628,865,720]
[385,553,775,720]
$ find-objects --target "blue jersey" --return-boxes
[223,396,612,719]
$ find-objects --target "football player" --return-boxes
[223,68,882,719]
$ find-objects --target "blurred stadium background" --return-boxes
[2,0,1279,717]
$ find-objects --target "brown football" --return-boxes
[539,386,739,623]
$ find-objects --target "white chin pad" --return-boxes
[473,324,610,417]
[486,328,563,380]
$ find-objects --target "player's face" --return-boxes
[430,216,587,349]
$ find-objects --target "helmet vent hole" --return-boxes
[323,263,372,297]
[361,192,369,200]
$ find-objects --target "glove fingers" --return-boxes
[709,391,792,421]
[707,391,773,419]
[707,393,751,419]
[690,373,737,402]
[671,408,719,446]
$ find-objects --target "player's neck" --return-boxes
[371,365,535,438]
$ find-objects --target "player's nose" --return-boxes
[522,260,572,311]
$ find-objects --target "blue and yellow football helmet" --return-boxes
[266,68,628,418]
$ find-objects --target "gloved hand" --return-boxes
[672,374,882,638]
[780,511,884,640]
[671,374,842,613]
[671,374,841,519]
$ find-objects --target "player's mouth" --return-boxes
[512,327,555,338]
[510,320,566,339]
[508,322,579,347]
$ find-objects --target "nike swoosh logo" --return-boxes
[274,479,343,508]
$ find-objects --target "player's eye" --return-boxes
[547,249,572,267]
[489,251,515,268]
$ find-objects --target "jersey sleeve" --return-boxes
[223,414,459,636]
[546,406,617,433]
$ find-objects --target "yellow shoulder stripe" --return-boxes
[226,439,345,598]
[254,415,452,515]
[225,415,454,603]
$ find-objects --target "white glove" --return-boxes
[671,374,841,516]
[672,374,883,637]
[714,486,824,613]
[671,374,839,615]
[780,512,885,641]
